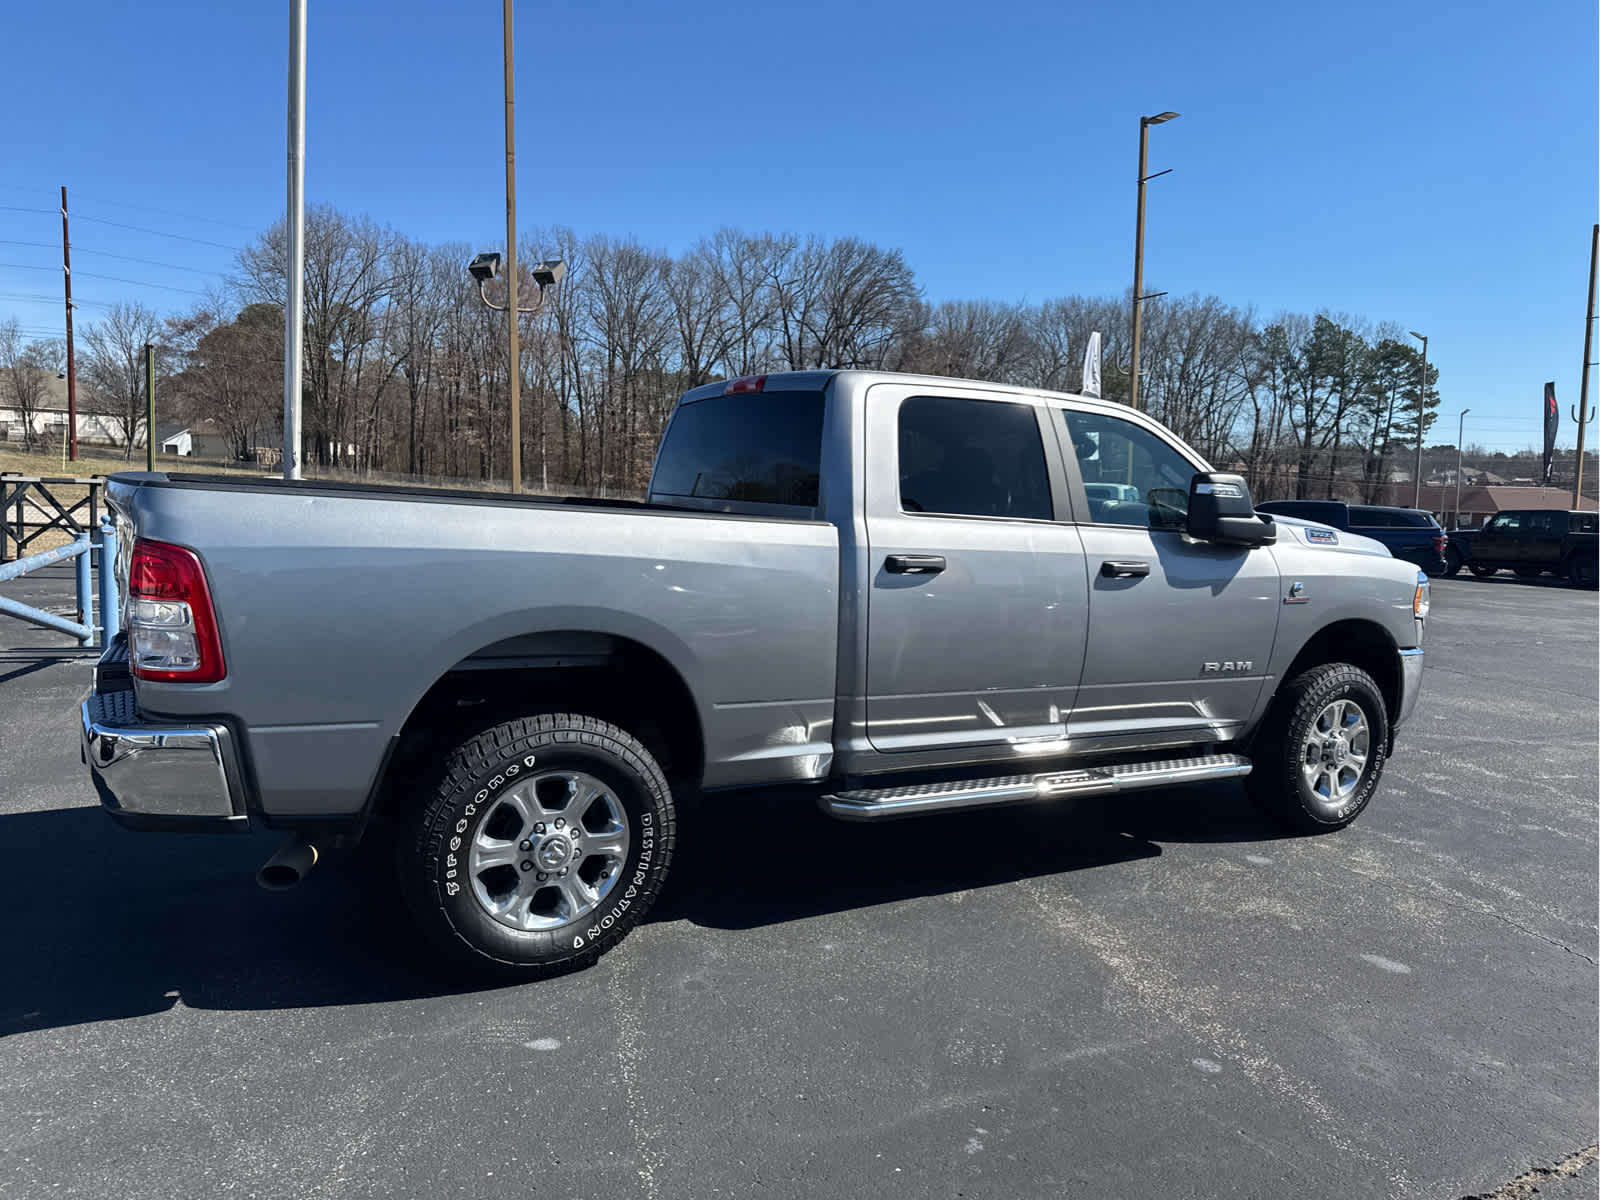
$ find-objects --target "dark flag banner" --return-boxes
[1542,382,1559,486]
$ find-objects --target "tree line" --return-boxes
[3,205,1462,502]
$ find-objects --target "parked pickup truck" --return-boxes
[82,370,1429,978]
[1254,500,1449,576]
[1445,508,1598,587]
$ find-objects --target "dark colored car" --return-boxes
[1447,509,1598,588]
[1254,500,1449,576]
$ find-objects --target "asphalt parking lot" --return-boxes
[1,566,1595,1199]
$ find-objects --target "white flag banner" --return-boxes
[1081,331,1102,398]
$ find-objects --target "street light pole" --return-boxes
[1454,408,1470,528]
[1409,330,1428,508]
[1130,111,1179,412]
[502,0,521,494]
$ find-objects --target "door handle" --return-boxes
[1100,559,1150,578]
[886,554,947,575]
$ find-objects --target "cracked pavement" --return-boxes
[0,564,1595,1198]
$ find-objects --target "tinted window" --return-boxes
[1063,409,1194,528]
[652,392,823,507]
[1526,512,1556,533]
[1350,507,1398,527]
[898,395,1052,520]
[1487,513,1522,531]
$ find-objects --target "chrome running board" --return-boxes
[819,753,1252,822]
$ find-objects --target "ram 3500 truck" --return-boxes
[82,370,1429,977]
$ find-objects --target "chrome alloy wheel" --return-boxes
[1300,699,1371,808]
[467,770,631,932]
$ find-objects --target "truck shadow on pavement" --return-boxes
[0,783,1286,1033]
[651,779,1290,929]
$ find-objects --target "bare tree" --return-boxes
[82,302,165,457]
[0,320,59,449]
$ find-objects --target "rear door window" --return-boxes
[652,391,824,507]
[898,395,1052,520]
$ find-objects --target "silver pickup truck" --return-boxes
[83,369,1428,977]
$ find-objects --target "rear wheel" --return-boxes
[398,712,676,979]
[1248,663,1389,833]
[1567,555,1599,589]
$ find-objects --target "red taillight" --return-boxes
[128,538,226,683]
[724,374,767,394]
[1434,533,1447,552]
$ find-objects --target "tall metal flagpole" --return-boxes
[284,0,306,480]
[503,0,521,493]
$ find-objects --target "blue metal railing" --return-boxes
[0,520,120,648]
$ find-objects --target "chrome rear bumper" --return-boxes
[81,686,248,832]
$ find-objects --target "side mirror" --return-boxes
[1187,472,1276,546]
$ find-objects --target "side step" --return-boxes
[820,753,1252,822]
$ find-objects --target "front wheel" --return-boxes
[398,713,676,979]
[1248,663,1389,833]
[1567,555,1599,590]
[1443,548,1463,577]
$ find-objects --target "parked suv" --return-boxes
[1254,501,1449,576]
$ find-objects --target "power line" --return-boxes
[73,194,259,234]
[71,247,227,277]
[0,205,54,216]
[71,214,242,253]
[72,271,209,296]
[0,240,57,252]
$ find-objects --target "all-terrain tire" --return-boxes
[1248,663,1389,834]
[397,712,676,980]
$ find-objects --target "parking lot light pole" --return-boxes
[1455,408,1469,528]
[502,0,521,494]
[1130,111,1179,412]
[1409,330,1428,507]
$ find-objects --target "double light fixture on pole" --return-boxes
[1129,111,1179,412]
[471,0,568,495]
[1409,330,1428,508]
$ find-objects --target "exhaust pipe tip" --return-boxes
[256,837,319,891]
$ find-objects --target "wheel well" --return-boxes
[372,633,704,822]
[1280,620,1401,727]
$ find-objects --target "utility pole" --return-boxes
[503,0,521,493]
[1454,408,1469,529]
[144,344,156,471]
[60,186,78,463]
[1568,224,1593,508]
[1130,111,1178,412]
[283,0,306,480]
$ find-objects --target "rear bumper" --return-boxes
[81,685,249,833]
[1395,648,1424,728]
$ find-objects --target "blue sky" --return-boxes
[3,0,1595,452]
